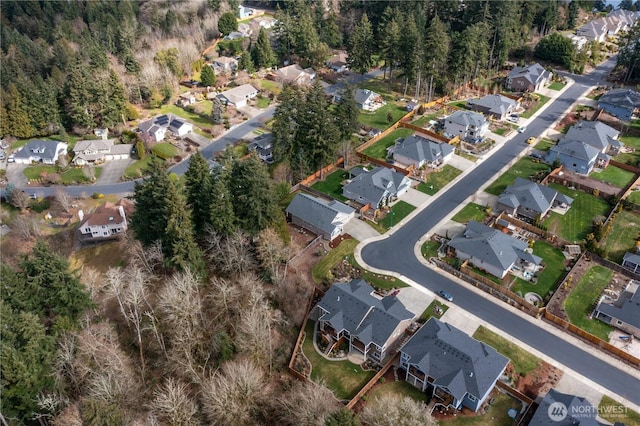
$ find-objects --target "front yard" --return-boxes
[599,396,640,426]
[24,165,102,185]
[564,265,613,341]
[416,165,463,195]
[451,202,488,224]
[312,238,359,283]
[511,241,566,300]
[361,128,413,160]
[548,81,567,91]
[484,158,550,196]
[358,103,407,131]
[472,326,542,376]
[599,210,640,264]
[124,155,155,179]
[310,169,349,201]
[378,201,415,229]
[520,94,551,119]
[589,166,635,189]
[534,138,555,151]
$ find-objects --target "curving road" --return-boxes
[361,58,640,404]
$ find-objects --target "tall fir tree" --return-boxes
[3,83,36,138]
[252,27,276,69]
[184,151,213,235]
[347,14,375,74]
[208,169,236,235]
[201,64,216,87]
[130,159,173,246]
[334,85,359,141]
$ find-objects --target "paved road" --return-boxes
[360,58,640,404]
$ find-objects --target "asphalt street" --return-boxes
[360,58,640,404]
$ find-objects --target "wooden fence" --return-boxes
[346,352,400,410]
[546,173,620,199]
[397,121,451,143]
[287,287,324,381]
[495,380,533,406]
[496,212,568,247]
[609,159,640,175]
[587,251,640,279]
[355,153,413,175]
[298,157,344,186]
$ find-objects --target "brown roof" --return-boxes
[80,199,134,227]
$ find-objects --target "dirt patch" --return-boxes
[507,362,563,400]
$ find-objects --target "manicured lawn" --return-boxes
[310,169,349,201]
[312,238,359,283]
[301,321,375,400]
[511,242,566,300]
[451,202,488,224]
[366,380,427,404]
[256,96,271,108]
[346,254,408,290]
[258,79,282,95]
[599,210,640,263]
[421,240,441,259]
[458,151,479,162]
[411,112,440,127]
[419,300,449,322]
[152,104,212,129]
[24,165,101,184]
[358,103,407,131]
[378,201,415,229]
[542,184,611,243]
[520,94,551,118]
[534,138,555,151]
[440,393,523,426]
[361,128,412,159]
[473,326,542,376]
[417,165,463,195]
[484,158,550,196]
[151,142,181,160]
[599,396,640,426]
[124,155,155,179]
[548,81,567,90]
[492,127,508,136]
[615,135,640,166]
[447,100,468,110]
[564,265,614,341]
[628,191,640,205]
[590,166,635,189]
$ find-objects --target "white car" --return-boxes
[517,126,527,133]
[7,154,14,163]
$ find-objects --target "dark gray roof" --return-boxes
[448,221,542,271]
[565,121,620,152]
[354,89,381,105]
[286,193,354,236]
[138,114,191,135]
[529,389,606,426]
[394,134,454,164]
[446,110,487,128]
[343,166,410,207]
[599,88,640,110]
[467,94,517,117]
[14,140,67,161]
[498,177,573,215]
[248,133,273,150]
[623,252,640,266]
[595,281,640,329]
[401,318,509,403]
[551,138,600,162]
[317,279,413,347]
[507,63,550,86]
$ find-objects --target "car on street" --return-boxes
[517,126,526,133]
[527,137,536,144]
[438,290,453,302]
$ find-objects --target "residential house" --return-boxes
[223,31,245,41]
[443,110,489,143]
[72,139,132,166]
[13,140,68,165]
[565,120,622,155]
[137,114,194,142]
[607,8,639,33]
[598,88,640,122]
[177,92,197,107]
[594,280,640,338]
[577,18,609,42]
[314,279,414,363]
[94,128,109,140]
[326,52,349,73]
[546,138,607,174]
[399,318,509,412]
[505,63,552,92]
[238,5,254,18]
[342,166,411,210]
[217,84,259,108]
[529,389,609,426]
[78,199,134,241]
[497,177,573,220]
[286,193,355,241]
[247,133,274,163]
[252,16,276,30]
[467,94,519,120]
[448,221,543,279]
[212,57,238,75]
[621,252,640,274]
[392,134,454,169]
[274,64,316,86]
[354,89,386,112]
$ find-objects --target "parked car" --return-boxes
[7,154,14,163]
[0,151,5,160]
[438,290,453,302]
[507,114,519,123]
[517,126,527,133]
[527,137,536,144]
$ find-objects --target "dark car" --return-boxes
[438,290,453,302]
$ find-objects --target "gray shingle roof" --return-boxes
[448,221,542,271]
[529,389,606,426]
[14,140,67,161]
[551,138,600,162]
[343,166,410,207]
[394,134,454,164]
[467,94,517,117]
[498,177,573,215]
[401,318,509,403]
[595,281,640,329]
[507,63,550,86]
[446,110,487,128]
[286,193,354,236]
[565,121,620,152]
[599,88,640,110]
[354,89,381,105]
[317,279,413,348]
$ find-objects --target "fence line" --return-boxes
[288,287,324,381]
[298,157,344,187]
[345,353,400,410]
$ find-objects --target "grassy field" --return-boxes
[358,103,407,131]
[417,165,463,195]
[124,155,155,179]
[534,138,555,151]
[419,300,449,322]
[361,128,413,159]
[451,203,488,224]
[548,81,567,90]
[151,142,181,159]
[628,191,640,204]
[378,201,415,229]
[301,321,375,400]
[484,158,550,196]
[564,265,614,341]
[590,166,635,189]
[473,326,542,376]
[520,94,551,118]
[310,169,349,201]
[69,241,126,273]
[542,184,611,243]
[437,393,522,426]
[615,135,640,166]
[511,242,566,300]
[600,210,640,264]
[599,396,640,426]
[312,238,359,283]
[366,380,427,404]
[447,100,468,110]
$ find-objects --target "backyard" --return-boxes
[411,112,441,127]
[542,184,611,243]
[472,326,542,376]
[365,380,427,404]
[599,210,640,263]
[417,165,463,195]
[312,238,359,283]
[151,142,181,160]
[564,265,614,341]
[421,240,442,259]
[451,203,488,224]
[614,135,640,166]
[361,128,413,160]
[589,166,635,189]
[378,201,416,229]
[511,242,566,300]
[310,169,349,201]
[358,103,407,131]
[150,104,212,129]
[484,158,550,196]
[435,393,522,426]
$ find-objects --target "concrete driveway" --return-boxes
[402,187,431,208]
[344,217,380,242]
[5,163,28,187]
[96,159,133,185]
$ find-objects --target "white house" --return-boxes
[72,139,132,166]
[13,140,68,165]
[444,110,489,143]
[78,199,134,241]
[217,84,259,108]
[238,5,254,19]
[354,89,386,112]
[137,114,194,142]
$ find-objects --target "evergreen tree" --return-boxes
[423,15,450,101]
[208,169,236,235]
[184,152,213,235]
[102,69,126,127]
[201,64,217,87]
[212,96,225,124]
[251,27,276,69]
[618,23,640,82]
[3,83,35,138]
[568,1,579,29]
[334,85,359,141]
[64,62,96,131]
[218,12,238,35]
[239,50,255,73]
[130,159,173,246]
[347,14,375,74]
[535,32,576,69]
[379,13,401,83]
[319,12,342,48]
[398,14,422,96]
[271,85,303,162]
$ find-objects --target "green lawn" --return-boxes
[548,81,567,90]
[421,240,441,259]
[492,127,508,136]
[357,79,396,101]
[542,184,611,243]
[484,158,550,196]
[564,265,614,341]
[358,103,407,131]
[378,201,415,229]
[258,79,282,95]
[312,238,359,283]
[599,396,640,426]
[600,210,640,263]
[361,128,412,160]
[419,300,449,322]
[301,321,375,400]
[151,104,212,129]
[534,138,555,151]
[256,96,271,108]
[615,135,640,166]
[451,203,488,224]
[520,94,551,118]
[346,254,408,290]
[437,393,522,426]
[124,155,155,179]
[310,169,349,201]
[447,100,468,110]
[23,165,101,184]
[628,191,640,205]
[511,242,566,300]
[366,380,427,404]
[590,166,635,189]
[417,165,463,195]
[151,142,181,160]
[411,112,440,127]
[473,326,542,376]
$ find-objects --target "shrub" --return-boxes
[92,192,104,199]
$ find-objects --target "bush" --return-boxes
[92,192,104,199]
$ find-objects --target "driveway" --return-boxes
[395,286,432,318]
[448,154,475,171]
[95,159,133,185]
[402,187,431,208]
[343,217,380,242]
[5,163,28,187]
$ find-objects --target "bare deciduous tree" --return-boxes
[124,233,164,274]
[10,190,31,211]
[82,164,96,182]
[12,215,39,241]
[277,380,340,426]
[54,188,74,213]
[256,227,290,284]
[149,378,199,426]
[359,394,436,426]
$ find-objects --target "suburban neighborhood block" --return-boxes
[497,177,573,220]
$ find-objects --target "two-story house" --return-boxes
[72,139,132,166]
[78,199,134,241]
[505,63,552,92]
[392,134,454,169]
[13,140,68,165]
[443,110,489,143]
[497,177,573,220]
[286,193,355,241]
[467,94,519,120]
[342,166,411,211]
